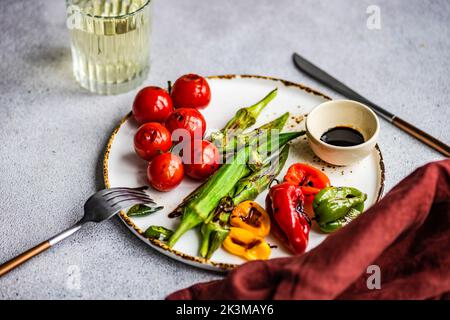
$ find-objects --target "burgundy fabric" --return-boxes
[167,160,450,300]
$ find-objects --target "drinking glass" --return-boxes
[66,0,152,95]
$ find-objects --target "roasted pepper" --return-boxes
[265,182,311,255]
[230,201,270,237]
[313,186,367,233]
[223,227,271,261]
[284,163,331,205]
[168,131,304,248]
[199,145,289,259]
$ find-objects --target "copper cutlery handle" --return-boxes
[0,187,153,277]
[392,117,450,157]
[0,241,51,277]
[0,222,83,277]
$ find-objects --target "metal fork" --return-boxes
[0,186,159,277]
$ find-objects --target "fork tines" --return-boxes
[103,187,157,208]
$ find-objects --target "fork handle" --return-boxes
[0,241,51,277]
[0,222,84,277]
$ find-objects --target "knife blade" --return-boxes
[293,53,393,121]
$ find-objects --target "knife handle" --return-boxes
[392,117,450,157]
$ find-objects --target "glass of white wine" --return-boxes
[66,0,152,95]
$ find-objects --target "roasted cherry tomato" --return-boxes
[165,108,206,144]
[132,86,173,124]
[147,153,184,191]
[134,123,172,161]
[170,74,211,109]
[183,140,220,180]
[283,163,331,206]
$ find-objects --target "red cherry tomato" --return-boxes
[165,108,206,144]
[183,140,220,180]
[147,153,184,191]
[134,123,172,161]
[171,74,211,109]
[132,86,173,124]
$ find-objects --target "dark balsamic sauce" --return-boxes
[320,126,365,147]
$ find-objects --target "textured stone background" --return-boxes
[0,0,448,299]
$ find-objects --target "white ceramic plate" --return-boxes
[103,75,385,271]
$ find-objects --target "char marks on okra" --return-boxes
[167,88,305,251]
[199,144,291,259]
[169,112,291,218]
[167,131,304,247]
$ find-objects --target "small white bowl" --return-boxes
[305,100,380,166]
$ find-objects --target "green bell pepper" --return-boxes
[313,186,367,233]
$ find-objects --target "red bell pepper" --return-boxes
[283,163,330,205]
[265,182,311,255]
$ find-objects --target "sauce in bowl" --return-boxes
[320,126,365,147]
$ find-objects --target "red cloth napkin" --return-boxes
[167,159,450,300]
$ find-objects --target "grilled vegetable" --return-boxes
[144,226,173,241]
[218,112,290,160]
[230,201,270,237]
[127,204,163,217]
[199,145,290,259]
[266,182,311,255]
[170,108,289,218]
[222,227,271,261]
[167,146,250,247]
[211,89,279,156]
[313,186,367,233]
[168,132,303,248]
[232,144,290,204]
[284,163,331,206]
[221,88,278,132]
[199,197,234,260]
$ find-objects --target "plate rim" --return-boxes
[103,74,385,271]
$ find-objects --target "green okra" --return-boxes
[221,88,278,132]
[199,145,290,259]
[168,131,304,248]
[199,197,234,259]
[168,146,251,247]
[232,144,290,204]
[168,122,299,218]
[216,112,290,161]
[172,112,289,218]
[201,223,230,260]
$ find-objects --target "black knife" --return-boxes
[292,52,449,157]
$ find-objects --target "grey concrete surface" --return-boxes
[0,0,448,299]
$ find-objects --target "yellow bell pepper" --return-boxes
[230,201,270,237]
[223,227,271,261]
